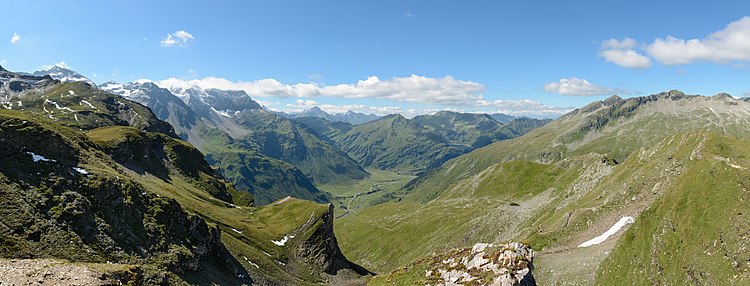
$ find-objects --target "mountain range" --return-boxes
[281,106,381,125]
[99,80,367,205]
[0,65,370,284]
[294,111,550,175]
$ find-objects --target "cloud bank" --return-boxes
[646,16,750,65]
[155,74,570,118]
[602,16,750,67]
[158,74,485,105]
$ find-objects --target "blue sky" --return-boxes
[3,0,750,117]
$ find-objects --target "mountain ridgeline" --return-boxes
[294,111,550,175]
[284,106,381,125]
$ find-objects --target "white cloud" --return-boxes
[598,38,652,69]
[10,32,20,44]
[646,16,750,65]
[601,38,637,50]
[157,74,485,105]
[405,11,416,17]
[544,77,625,96]
[599,49,652,69]
[160,30,194,47]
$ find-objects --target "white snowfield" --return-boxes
[578,216,635,247]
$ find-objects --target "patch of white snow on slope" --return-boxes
[578,216,635,247]
[26,152,56,162]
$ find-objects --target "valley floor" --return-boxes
[318,168,415,217]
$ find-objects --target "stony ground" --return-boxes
[533,229,622,285]
[0,259,116,286]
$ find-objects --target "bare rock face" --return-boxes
[425,242,535,286]
[292,204,372,277]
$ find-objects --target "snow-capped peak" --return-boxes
[33,65,97,88]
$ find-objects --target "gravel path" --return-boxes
[0,259,110,286]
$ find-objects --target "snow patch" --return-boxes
[44,99,75,112]
[80,100,97,109]
[272,235,291,246]
[27,152,56,162]
[578,216,635,247]
[274,196,292,205]
[231,228,242,234]
[210,107,233,118]
[72,167,89,175]
[68,90,75,96]
[243,256,260,269]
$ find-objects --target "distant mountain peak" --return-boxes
[383,113,407,121]
[33,65,96,88]
[288,107,380,125]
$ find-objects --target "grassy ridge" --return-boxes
[597,134,750,285]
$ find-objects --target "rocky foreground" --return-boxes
[425,242,535,286]
[370,242,535,286]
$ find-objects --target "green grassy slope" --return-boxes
[403,91,750,203]
[596,134,750,285]
[0,110,249,284]
[330,114,470,175]
[232,109,370,184]
[195,124,328,206]
[412,111,508,148]
[346,131,750,285]
[292,116,353,144]
[336,91,750,285]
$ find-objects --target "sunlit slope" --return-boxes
[344,131,750,286]
[404,91,750,202]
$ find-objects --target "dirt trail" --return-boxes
[0,259,114,286]
[533,230,623,285]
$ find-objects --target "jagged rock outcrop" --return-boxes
[424,242,535,286]
[293,204,371,276]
